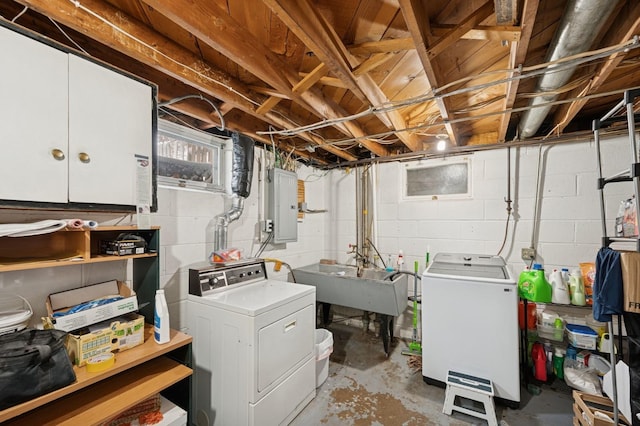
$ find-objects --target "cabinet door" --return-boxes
[0,26,69,203]
[68,55,152,206]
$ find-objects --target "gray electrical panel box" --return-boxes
[266,168,298,244]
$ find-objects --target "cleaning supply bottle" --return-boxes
[553,347,565,380]
[550,268,571,304]
[518,263,552,303]
[154,289,170,344]
[397,250,404,270]
[531,342,547,381]
[569,269,586,306]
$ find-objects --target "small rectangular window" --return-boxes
[157,119,227,192]
[403,158,471,200]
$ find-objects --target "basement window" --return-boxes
[403,158,472,200]
[157,119,227,192]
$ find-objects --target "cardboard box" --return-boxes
[65,313,145,366]
[620,251,640,313]
[46,280,139,332]
[100,239,146,256]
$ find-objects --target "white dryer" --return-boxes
[422,253,520,407]
[188,259,316,425]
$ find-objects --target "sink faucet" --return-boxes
[347,244,369,276]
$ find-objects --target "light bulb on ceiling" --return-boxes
[435,134,448,151]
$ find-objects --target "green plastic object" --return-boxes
[518,266,552,303]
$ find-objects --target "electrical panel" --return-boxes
[266,168,298,244]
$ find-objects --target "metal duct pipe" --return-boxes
[213,133,255,252]
[214,196,245,252]
[518,0,619,138]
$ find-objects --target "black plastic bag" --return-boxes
[0,329,76,409]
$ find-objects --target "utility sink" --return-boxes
[291,263,408,316]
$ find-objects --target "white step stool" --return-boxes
[443,370,498,426]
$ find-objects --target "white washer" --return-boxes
[422,253,520,407]
[188,260,316,426]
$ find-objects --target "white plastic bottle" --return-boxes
[569,269,586,306]
[154,289,170,344]
[550,269,571,304]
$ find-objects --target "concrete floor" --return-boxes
[291,322,574,426]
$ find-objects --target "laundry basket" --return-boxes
[0,294,32,335]
[315,328,333,388]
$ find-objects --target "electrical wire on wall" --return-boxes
[496,146,513,257]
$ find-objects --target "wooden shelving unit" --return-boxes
[0,225,192,424]
[0,327,192,425]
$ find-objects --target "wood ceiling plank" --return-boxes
[142,0,388,158]
[552,2,640,133]
[263,0,421,151]
[398,0,459,145]
[497,0,539,142]
[15,0,356,161]
[427,0,495,60]
[292,63,329,94]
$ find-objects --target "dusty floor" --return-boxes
[291,322,574,426]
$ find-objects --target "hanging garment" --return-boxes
[593,247,624,322]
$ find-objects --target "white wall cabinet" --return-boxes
[0,24,153,209]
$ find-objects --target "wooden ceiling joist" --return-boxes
[264,0,423,152]
[140,0,388,158]
[497,0,539,142]
[399,0,461,145]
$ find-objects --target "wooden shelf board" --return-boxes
[3,357,191,426]
[0,327,191,423]
[0,252,157,272]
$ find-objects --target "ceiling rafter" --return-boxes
[398,0,461,145]
[15,0,357,161]
[426,0,495,60]
[140,0,389,158]
[551,2,640,133]
[263,0,423,152]
[497,0,539,142]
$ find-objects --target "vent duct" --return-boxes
[214,133,255,252]
[517,0,619,138]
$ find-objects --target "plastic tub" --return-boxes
[315,328,333,388]
[566,324,598,350]
[0,294,32,335]
[537,323,565,342]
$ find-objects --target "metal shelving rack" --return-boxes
[593,88,640,425]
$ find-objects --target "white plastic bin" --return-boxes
[315,328,333,388]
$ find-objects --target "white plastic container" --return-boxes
[154,289,170,344]
[550,269,570,304]
[315,328,333,387]
[566,323,597,350]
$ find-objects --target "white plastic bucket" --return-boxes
[315,328,333,388]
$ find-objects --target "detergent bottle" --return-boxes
[570,269,586,306]
[518,263,552,303]
[550,268,571,304]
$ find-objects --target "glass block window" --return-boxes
[157,119,227,192]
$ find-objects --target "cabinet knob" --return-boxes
[78,152,91,163]
[51,148,65,161]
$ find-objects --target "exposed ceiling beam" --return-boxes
[15,0,356,161]
[426,1,495,60]
[552,3,640,133]
[398,0,459,145]
[263,0,423,152]
[497,0,539,142]
[348,26,521,56]
[140,0,388,158]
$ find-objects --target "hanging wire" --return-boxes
[158,94,225,132]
